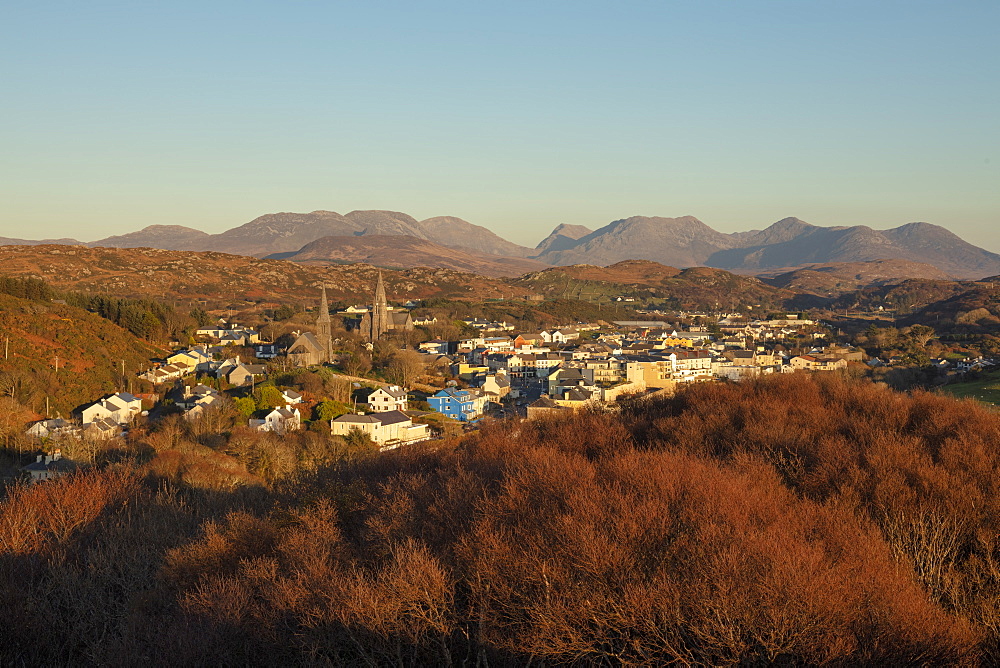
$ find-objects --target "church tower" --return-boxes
[368,271,390,342]
[316,284,333,363]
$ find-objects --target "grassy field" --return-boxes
[941,370,1000,405]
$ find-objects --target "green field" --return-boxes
[941,371,1000,405]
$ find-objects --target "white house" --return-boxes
[184,391,223,421]
[368,386,408,412]
[281,389,303,405]
[80,392,142,426]
[26,418,79,440]
[22,450,77,482]
[331,410,431,448]
[541,329,580,345]
[250,407,301,435]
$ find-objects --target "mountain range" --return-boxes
[5,210,998,279]
[270,234,549,278]
[88,210,534,259]
[535,216,1000,279]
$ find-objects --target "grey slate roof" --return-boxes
[334,414,382,424]
[377,410,411,425]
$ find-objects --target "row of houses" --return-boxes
[194,323,261,345]
[144,345,267,386]
[28,391,146,443]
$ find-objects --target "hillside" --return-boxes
[273,234,550,277]
[0,235,81,246]
[0,293,163,415]
[830,279,979,314]
[0,245,537,305]
[760,259,955,296]
[92,225,212,250]
[902,283,1000,329]
[517,260,804,311]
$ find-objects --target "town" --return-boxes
[18,270,996,481]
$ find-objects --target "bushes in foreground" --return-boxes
[3,374,1000,664]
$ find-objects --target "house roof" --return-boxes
[378,410,412,425]
[487,375,510,388]
[88,418,119,432]
[529,395,559,408]
[23,457,77,473]
[334,414,382,424]
[434,388,470,399]
[562,388,593,402]
[288,331,322,353]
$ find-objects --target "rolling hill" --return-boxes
[759,259,956,296]
[516,260,805,311]
[0,245,537,305]
[0,292,164,415]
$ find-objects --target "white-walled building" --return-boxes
[368,386,408,412]
[331,411,431,448]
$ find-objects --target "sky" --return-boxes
[1,1,997,250]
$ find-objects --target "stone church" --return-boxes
[286,285,335,367]
[358,271,413,341]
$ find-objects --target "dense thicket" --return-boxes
[4,375,1000,665]
[0,275,57,302]
[63,293,179,341]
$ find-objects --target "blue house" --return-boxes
[428,388,484,422]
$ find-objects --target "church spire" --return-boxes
[318,284,331,324]
[315,284,333,363]
[370,271,390,342]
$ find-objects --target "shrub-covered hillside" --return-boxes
[0,293,163,415]
[4,374,1000,664]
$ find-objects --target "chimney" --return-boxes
[36,454,43,463]
[44,455,53,465]
[53,449,62,461]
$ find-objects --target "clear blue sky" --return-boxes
[1,1,997,250]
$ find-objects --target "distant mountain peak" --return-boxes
[533,223,593,255]
[767,217,815,230]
